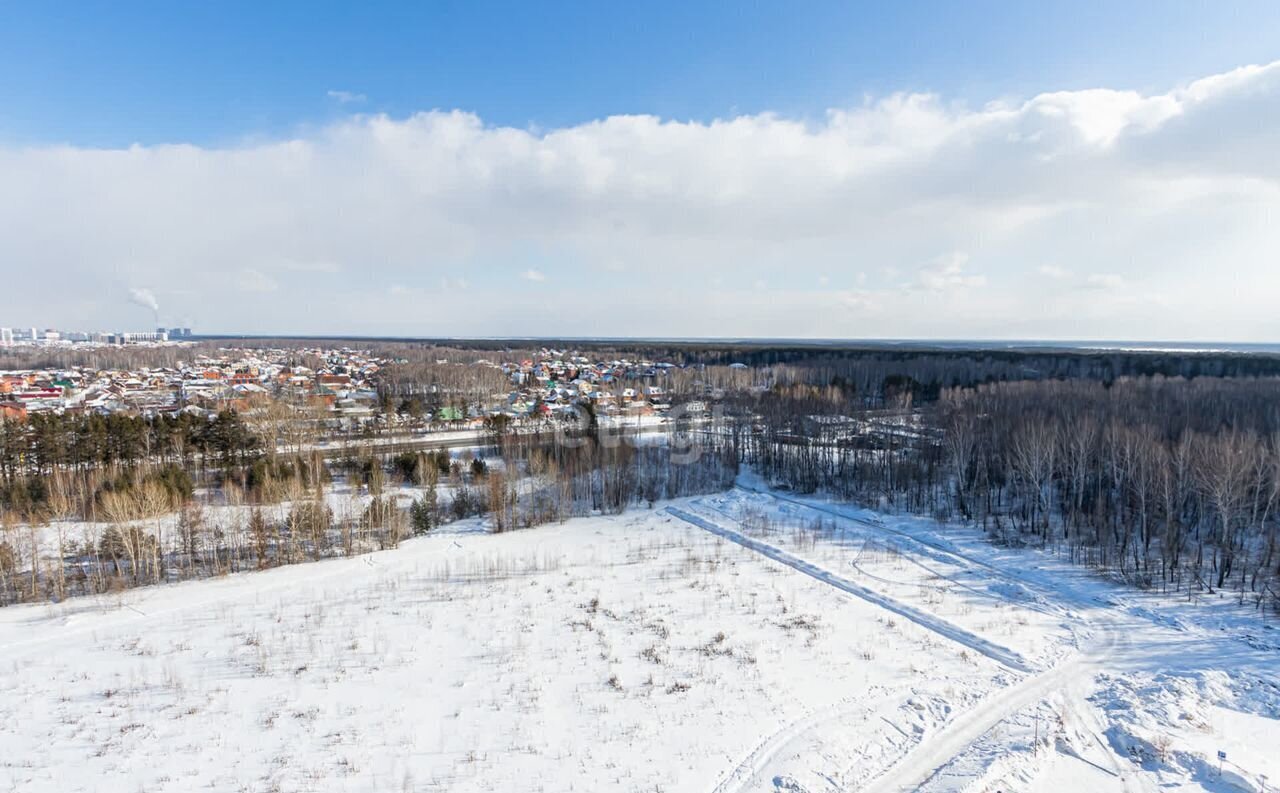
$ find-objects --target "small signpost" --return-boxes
[1217,750,1226,778]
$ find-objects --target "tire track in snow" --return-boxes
[714,489,1155,793]
[666,506,1036,674]
[737,486,1098,613]
[706,691,924,793]
[707,694,871,793]
[699,495,1070,627]
[861,616,1148,793]
[738,487,1014,575]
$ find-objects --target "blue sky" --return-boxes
[4,1,1279,146]
[2,2,1279,340]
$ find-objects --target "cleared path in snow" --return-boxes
[665,506,1036,674]
[864,614,1156,793]
[739,486,1025,583]
[699,490,1152,793]
[739,486,1113,615]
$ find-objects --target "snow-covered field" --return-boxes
[2,477,1277,792]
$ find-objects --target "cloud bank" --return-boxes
[2,61,1279,339]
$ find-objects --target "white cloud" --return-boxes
[278,259,342,273]
[236,269,279,293]
[522,268,546,282]
[1085,273,1126,290]
[1025,88,1180,147]
[916,252,986,292]
[327,90,366,104]
[3,60,1280,339]
[839,290,876,311]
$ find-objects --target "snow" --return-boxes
[666,506,1037,673]
[697,480,1280,793]
[2,478,1278,792]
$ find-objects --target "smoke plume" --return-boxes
[128,287,160,325]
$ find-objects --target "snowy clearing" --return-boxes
[2,481,1278,793]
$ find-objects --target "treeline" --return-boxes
[399,426,739,534]
[199,337,1280,410]
[0,425,736,606]
[0,411,260,504]
[742,376,1280,611]
[0,480,413,606]
[2,451,333,535]
[0,342,204,371]
[374,338,1280,389]
[302,338,1280,408]
[692,349,1280,406]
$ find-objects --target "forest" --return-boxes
[4,338,1280,613]
[738,375,1280,612]
[0,414,737,605]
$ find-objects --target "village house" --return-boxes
[0,401,27,421]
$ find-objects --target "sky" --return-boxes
[2,1,1279,340]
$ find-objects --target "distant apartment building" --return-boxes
[110,330,169,344]
[0,328,12,346]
